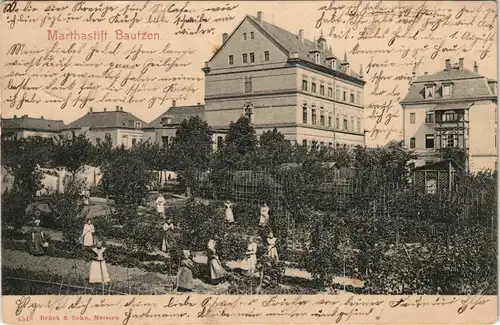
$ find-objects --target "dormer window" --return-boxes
[330,59,336,69]
[425,84,435,98]
[315,53,320,64]
[161,117,173,126]
[134,121,142,128]
[442,83,452,97]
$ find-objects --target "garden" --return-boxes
[1,116,497,295]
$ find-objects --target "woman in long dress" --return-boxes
[31,219,45,256]
[156,194,166,219]
[177,250,194,292]
[207,239,227,285]
[243,237,258,275]
[267,232,279,261]
[224,200,234,223]
[162,219,175,252]
[259,203,270,227]
[89,242,110,284]
[82,218,95,248]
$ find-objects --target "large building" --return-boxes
[400,58,498,172]
[1,115,64,139]
[201,11,366,148]
[63,106,146,148]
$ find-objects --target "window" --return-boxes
[217,136,224,149]
[442,84,451,97]
[320,85,325,96]
[132,138,137,146]
[444,133,457,148]
[350,93,355,103]
[302,139,307,146]
[244,102,253,123]
[425,112,434,123]
[357,92,361,105]
[264,51,269,61]
[328,87,333,97]
[343,91,347,101]
[250,32,254,39]
[425,134,434,149]
[410,137,416,148]
[315,53,320,64]
[336,116,340,128]
[134,121,142,128]
[336,88,340,99]
[122,135,128,146]
[311,83,316,93]
[357,119,360,132]
[441,111,458,122]
[96,138,101,145]
[161,136,169,148]
[425,85,434,98]
[302,80,308,91]
[244,76,252,93]
[243,33,247,40]
[351,117,354,130]
[410,113,416,124]
[229,55,234,65]
[312,109,317,125]
[425,178,437,195]
[328,115,332,127]
[242,53,248,63]
[302,105,308,124]
[320,112,325,126]
[250,52,255,63]
[330,59,336,69]
[343,118,348,130]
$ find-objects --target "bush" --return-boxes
[1,188,32,234]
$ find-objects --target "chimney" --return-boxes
[41,116,44,119]
[13,115,17,118]
[222,33,228,43]
[172,100,177,107]
[116,105,120,111]
[424,72,428,75]
[103,107,107,112]
[445,59,451,70]
[197,102,201,106]
[257,11,263,22]
[359,64,363,79]
[474,61,478,73]
[298,29,304,42]
[89,107,93,113]
[458,57,464,70]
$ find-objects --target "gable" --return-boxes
[209,17,289,70]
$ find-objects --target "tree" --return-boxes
[130,140,174,189]
[225,117,257,156]
[100,152,154,207]
[92,133,114,167]
[256,128,293,168]
[170,116,213,195]
[52,132,94,175]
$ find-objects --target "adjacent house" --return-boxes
[63,106,146,148]
[202,11,366,148]
[400,58,498,172]
[143,100,227,151]
[1,115,64,139]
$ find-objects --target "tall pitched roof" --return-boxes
[249,16,362,79]
[144,104,205,128]
[401,65,496,104]
[64,110,146,130]
[1,115,64,132]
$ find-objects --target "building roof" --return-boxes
[249,16,363,80]
[1,115,64,132]
[144,104,205,129]
[401,64,496,104]
[64,110,146,130]
[412,159,462,172]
